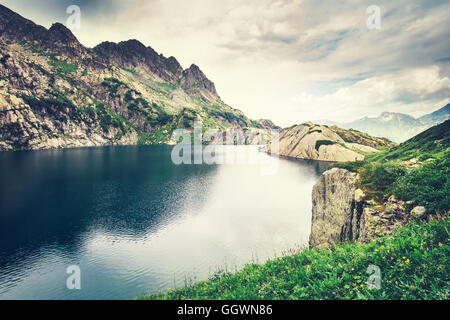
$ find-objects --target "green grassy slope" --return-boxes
[336,120,449,212]
[368,119,450,162]
[140,216,449,300]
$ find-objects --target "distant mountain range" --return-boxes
[316,104,449,143]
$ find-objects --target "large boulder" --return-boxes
[309,168,411,248]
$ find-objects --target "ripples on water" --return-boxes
[0,145,330,299]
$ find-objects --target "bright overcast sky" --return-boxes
[1,0,449,126]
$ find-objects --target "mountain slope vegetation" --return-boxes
[337,120,449,213]
[0,4,271,151]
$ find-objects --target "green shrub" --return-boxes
[21,94,81,122]
[158,113,173,125]
[49,57,78,74]
[101,77,128,95]
[124,90,134,102]
[368,120,449,162]
[82,106,96,120]
[335,161,365,172]
[99,114,112,132]
[315,140,334,151]
[120,67,136,74]
[392,156,449,213]
[358,163,406,201]
[127,103,140,112]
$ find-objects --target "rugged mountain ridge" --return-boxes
[271,122,395,162]
[0,4,268,151]
[419,103,450,127]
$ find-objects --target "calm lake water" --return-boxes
[0,145,330,299]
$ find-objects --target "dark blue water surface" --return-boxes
[0,145,329,299]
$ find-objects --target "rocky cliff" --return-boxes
[272,122,394,162]
[0,4,264,151]
[309,167,427,248]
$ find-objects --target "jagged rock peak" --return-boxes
[121,39,147,51]
[256,119,279,129]
[165,56,183,76]
[93,39,183,82]
[181,64,219,99]
[95,39,147,55]
[0,5,84,56]
[185,64,207,78]
[47,22,79,44]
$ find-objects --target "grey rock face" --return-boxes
[309,168,360,248]
[255,119,279,130]
[180,64,219,103]
[273,123,386,163]
[93,40,183,83]
[309,168,411,248]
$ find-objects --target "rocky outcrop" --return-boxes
[0,89,139,151]
[309,168,360,248]
[273,122,389,162]
[180,64,219,104]
[255,119,279,130]
[309,168,424,248]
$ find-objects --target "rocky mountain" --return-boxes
[309,120,449,248]
[317,104,450,143]
[343,112,419,143]
[270,122,395,162]
[179,64,219,104]
[0,4,265,151]
[418,103,450,128]
[255,119,279,130]
[93,40,184,84]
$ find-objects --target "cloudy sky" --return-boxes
[2,0,449,126]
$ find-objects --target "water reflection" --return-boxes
[0,146,329,299]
